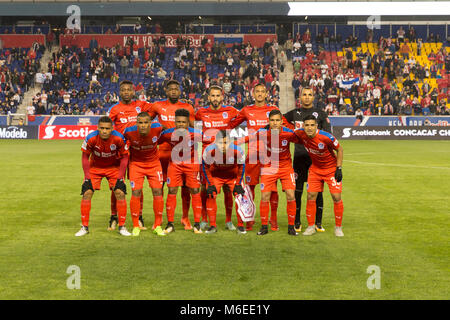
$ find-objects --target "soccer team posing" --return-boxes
[76,80,345,238]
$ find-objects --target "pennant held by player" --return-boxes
[235,184,256,222]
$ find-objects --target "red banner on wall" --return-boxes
[243,34,278,47]
[39,125,96,140]
[0,35,46,48]
[59,34,214,49]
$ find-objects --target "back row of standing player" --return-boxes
[75,79,345,237]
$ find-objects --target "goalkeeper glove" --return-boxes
[335,167,343,183]
[80,179,94,195]
[114,178,127,194]
[206,185,217,199]
[233,184,245,196]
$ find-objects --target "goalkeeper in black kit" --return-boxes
[284,87,332,232]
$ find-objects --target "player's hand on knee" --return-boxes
[114,178,127,194]
[81,179,94,195]
[206,185,217,199]
[233,184,245,196]
[335,167,343,183]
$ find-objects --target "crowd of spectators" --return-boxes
[286,27,450,116]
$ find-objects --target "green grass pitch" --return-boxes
[0,139,448,300]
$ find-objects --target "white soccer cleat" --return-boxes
[118,226,131,236]
[334,226,344,237]
[302,225,316,236]
[75,226,89,237]
[225,221,236,231]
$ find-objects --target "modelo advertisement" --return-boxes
[333,126,450,140]
[0,125,38,139]
[38,125,97,140]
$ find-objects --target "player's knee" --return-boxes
[307,192,317,201]
[331,193,342,202]
[152,188,163,197]
[168,187,178,195]
[190,188,200,195]
[114,189,125,200]
[286,190,295,201]
[82,189,94,200]
[261,192,271,202]
[132,189,142,197]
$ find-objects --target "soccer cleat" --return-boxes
[193,223,203,234]
[75,226,89,237]
[288,225,299,236]
[107,215,118,230]
[334,226,344,237]
[246,220,255,231]
[118,226,131,236]
[153,226,166,237]
[302,225,316,236]
[138,216,147,230]
[199,220,208,230]
[225,221,236,231]
[132,227,141,237]
[315,223,325,232]
[164,222,175,234]
[181,217,192,230]
[269,219,279,231]
[237,226,247,234]
[294,223,302,233]
[205,226,217,234]
[257,225,269,236]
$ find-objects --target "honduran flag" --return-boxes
[339,77,360,90]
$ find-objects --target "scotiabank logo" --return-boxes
[39,125,97,140]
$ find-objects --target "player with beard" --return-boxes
[284,87,331,233]
[195,85,239,231]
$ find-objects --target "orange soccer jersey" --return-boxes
[107,100,152,134]
[81,130,129,190]
[123,123,164,190]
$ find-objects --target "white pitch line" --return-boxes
[344,160,450,170]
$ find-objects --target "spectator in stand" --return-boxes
[119,56,129,74]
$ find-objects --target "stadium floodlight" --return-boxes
[288,1,450,16]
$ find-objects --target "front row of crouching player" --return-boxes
[76,110,345,238]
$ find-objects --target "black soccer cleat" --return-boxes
[108,215,118,231]
[237,226,247,234]
[164,222,175,234]
[257,225,269,236]
[288,225,299,236]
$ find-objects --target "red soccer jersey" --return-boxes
[255,126,298,168]
[229,104,280,132]
[107,100,152,134]
[294,129,340,171]
[195,105,239,148]
[202,143,245,184]
[158,127,203,164]
[81,130,129,168]
[149,99,195,129]
[123,122,163,164]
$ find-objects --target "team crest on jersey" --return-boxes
[130,181,135,188]
[313,112,318,118]
[282,140,288,146]
[318,142,324,149]
[110,144,116,151]
[266,111,270,118]
[136,107,141,113]
[166,177,171,184]
[152,136,158,143]
[295,121,303,129]
[246,176,251,183]
[222,112,228,119]
[260,183,265,190]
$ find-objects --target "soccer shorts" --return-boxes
[210,176,237,195]
[167,163,201,188]
[307,167,342,194]
[260,166,296,192]
[244,162,261,186]
[90,166,119,190]
[128,161,164,190]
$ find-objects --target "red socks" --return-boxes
[130,195,140,228]
[306,199,316,226]
[287,200,296,225]
[269,191,278,224]
[116,199,127,227]
[153,195,164,227]
[206,197,217,227]
[191,193,202,223]
[139,193,144,216]
[259,200,269,226]
[334,200,344,227]
[110,191,117,216]
[166,194,177,223]
[181,186,191,220]
[81,199,91,227]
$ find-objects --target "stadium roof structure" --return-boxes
[0,1,449,17]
